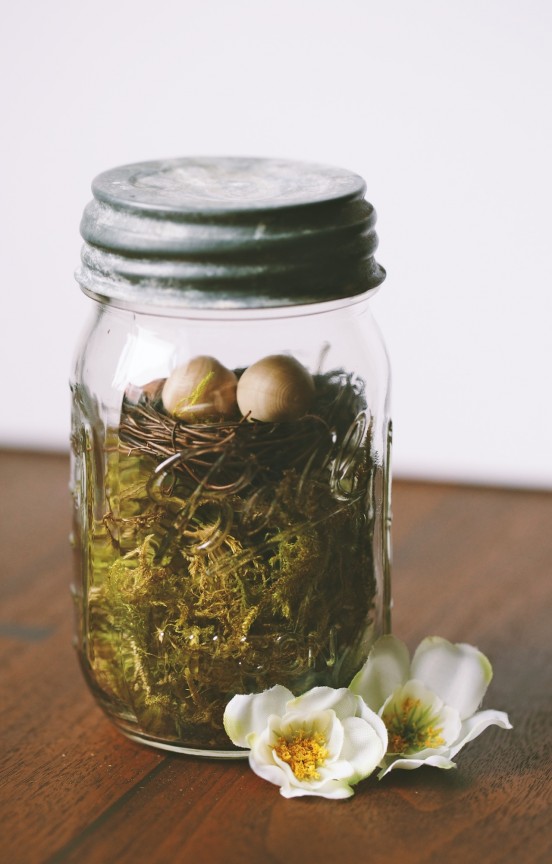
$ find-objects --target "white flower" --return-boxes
[223,684,388,799]
[350,635,512,779]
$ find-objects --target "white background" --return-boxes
[1,0,550,488]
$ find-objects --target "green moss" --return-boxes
[80,372,378,749]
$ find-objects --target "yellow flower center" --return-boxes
[274,730,329,781]
[382,696,446,755]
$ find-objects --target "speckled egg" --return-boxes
[237,354,315,422]
[162,356,238,420]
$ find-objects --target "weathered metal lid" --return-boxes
[77,156,385,309]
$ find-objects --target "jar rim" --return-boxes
[78,156,386,309]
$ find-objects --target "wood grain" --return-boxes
[1,451,550,864]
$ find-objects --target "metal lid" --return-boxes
[77,156,385,309]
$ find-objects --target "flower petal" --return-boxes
[349,635,410,711]
[223,685,293,748]
[251,725,306,795]
[340,715,388,781]
[378,752,457,779]
[321,711,346,762]
[411,637,493,720]
[249,748,289,789]
[449,709,512,758]
[279,779,355,799]
[288,686,360,721]
[356,696,390,752]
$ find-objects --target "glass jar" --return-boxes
[71,156,392,755]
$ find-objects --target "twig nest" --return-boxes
[162,356,238,420]
[237,354,315,422]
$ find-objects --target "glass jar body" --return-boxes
[70,296,392,755]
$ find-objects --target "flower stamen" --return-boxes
[383,696,445,755]
[274,730,329,781]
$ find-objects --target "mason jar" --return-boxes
[70,156,392,755]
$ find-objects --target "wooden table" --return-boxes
[1,450,550,864]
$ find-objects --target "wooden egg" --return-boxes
[125,378,165,404]
[162,356,237,420]
[237,354,315,422]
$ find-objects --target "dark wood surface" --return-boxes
[1,450,550,864]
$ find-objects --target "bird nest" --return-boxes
[118,369,367,495]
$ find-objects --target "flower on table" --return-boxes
[349,635,512,779]
[223,684,388,799]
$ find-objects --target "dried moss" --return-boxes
[79,371,378,749]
